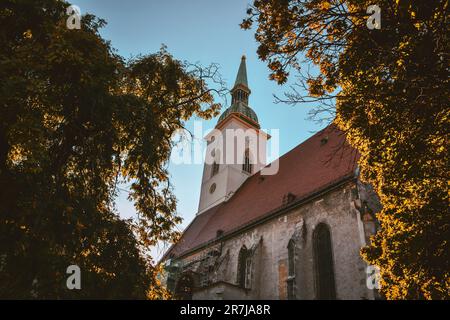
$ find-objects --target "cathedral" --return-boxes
[161,57,381,300]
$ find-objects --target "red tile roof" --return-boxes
[165,124,358,259]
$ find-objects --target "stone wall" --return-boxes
[171,179,380,300]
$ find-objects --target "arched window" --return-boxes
[237,246,252,288]
[211,161,219,177]
[313,223,336,300]
[175,273,194,300]
[242,149,252,174]
[287,239,296,300]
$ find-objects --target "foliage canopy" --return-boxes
[0,0,224,298]
[243,0,449,299]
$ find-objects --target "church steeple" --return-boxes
[218,56,258,127]
[231,55,251,105]
[234,55,249,88]
[197,55,269,215]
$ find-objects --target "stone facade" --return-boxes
[165,179,380,300]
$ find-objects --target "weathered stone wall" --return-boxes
[193,282,252,300]
[174,179,380,300]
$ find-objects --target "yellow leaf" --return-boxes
[23,30,32,39]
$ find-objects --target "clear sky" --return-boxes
[74,0,325,258]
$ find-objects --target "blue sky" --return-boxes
[74,0,325,257]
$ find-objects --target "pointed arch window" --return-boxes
[237,246,252,288]
[313,223,336,300]
[287,239,296,300]
[242,149,252,174]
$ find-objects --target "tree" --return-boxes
[0,0,225,298]
[242,0,449,299]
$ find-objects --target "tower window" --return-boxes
[211,162,219,177]
[242,149,252,174]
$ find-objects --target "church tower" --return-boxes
[197,56,270,214]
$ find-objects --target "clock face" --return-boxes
[209,183,217,194]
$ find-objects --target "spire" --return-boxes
[233,55,249,89]
[217,56,259,127]
[230,55,251,107]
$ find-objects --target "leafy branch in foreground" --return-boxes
[243,0,449,299]
[0,0,226,299]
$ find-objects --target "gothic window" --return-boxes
[287,239,296,300]
[245,256,252,288]
[237,246,252,288]
[313,223,336,300]
[211,161,219,177]
[288,240,295,277]
[242,149,252,174]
